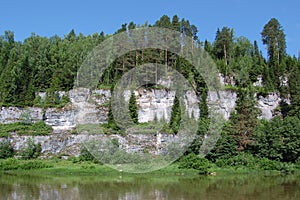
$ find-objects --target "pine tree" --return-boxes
[261,18,286,65]
[213,27,234,68]
[288,62,300,117]
[169,95,181,134]
[128,91,139,124]
[230,87,259,151]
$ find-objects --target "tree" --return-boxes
[250,116,300,162]
[261,19,286,89]
[230,87,259,151]
[0,141,14,159]
[213,27,234,75]
[261,18,286,65]
[171,15,180,31]
[288,60,300,117]
[128,91,139,124]
[169,95,181,134]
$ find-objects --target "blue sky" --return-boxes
[0,0,299,57]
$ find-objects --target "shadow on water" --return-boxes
[0,172,300,200]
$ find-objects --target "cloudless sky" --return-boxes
[0,0,299,57]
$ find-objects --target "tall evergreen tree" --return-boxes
[169,95,181,134]
[261,18,286,65]
[213,27,234,75]
[230,87,259,151]
[128,91,139,124]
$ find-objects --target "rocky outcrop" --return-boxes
[1,89,288,128]
[44,88,110,129]
[0,107,43,124]
[135,89,175,122]
[127,89,199,123]
[256,93,290,120]
[44,108,76,130]
[207,90,237,120]
[1,87,292,157]
[1,131,180,157]
[253,75,263,87]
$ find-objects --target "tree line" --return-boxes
[0,15,300,164]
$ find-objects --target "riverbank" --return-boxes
[1,158,298,177]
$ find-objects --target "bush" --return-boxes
[0,158,52,170]
[79,146,97,163]
[0,121,52,136]
[0,158,19,170]
[18,160,52,170]
[215,152,294,172]
[294,157,300,169]
[215,153,257,168]
[179,153,212,174]
[20,139,42,159]
[0,141,14,159]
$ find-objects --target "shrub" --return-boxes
[217,153,257,168]
[79,146,97,162]
[0,158,52,170]
[215,152,295,172]
[0,121,52,136]
[296,157,300,169]
[18,160,52,170]
[0,158,19,170]
[0,141,14,159]
[20,139,42,159]
[179,153,212,174]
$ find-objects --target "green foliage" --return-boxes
[0,141,14,159]
[215,152,294,172]
[20,109,32,124]
[20,138,42,159]
[0,158,52,170]
[288,61,300,117]
[79,146,97,163]
[179,153,212,174]
[44,92,70,108]
[0,16,298,172]
[261,18,286,65]
[249,116,300,162]
[128,91,138,124]
[169,96,181,134]
[230,87,259,151]
[100,99,122,135]
[0,121,52,136]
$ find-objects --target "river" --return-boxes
[0,172,299,199]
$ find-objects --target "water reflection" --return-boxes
[0,173,299,200]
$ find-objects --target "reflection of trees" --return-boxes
[1,174,300,199]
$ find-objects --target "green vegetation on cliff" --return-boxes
[0,15,300,172]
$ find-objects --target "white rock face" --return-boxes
[45,88,110,129]
[0,107,43,124]
[0,131,180,156]
[184,90,200,119]
[44,108,76,130]
[1,87,293,157]
[256,93,281,120]
[126,89,200,123]
[218,73,235,86]
[1,88,289,129]
[136,89,175,123]
[253,75,263,87]
[207,90,237,120]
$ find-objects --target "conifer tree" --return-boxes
[129,91,139,124]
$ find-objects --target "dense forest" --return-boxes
[0,15,300,169]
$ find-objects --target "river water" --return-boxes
[0,172,299,200]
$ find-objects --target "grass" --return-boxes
[0,121,53,137]
[72,124,104,134]
[0,158,200,177]
[1,158,298,178]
